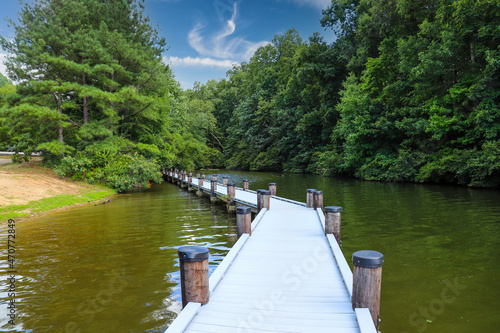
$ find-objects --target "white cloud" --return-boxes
[163,56,238,69]
[279,0,331,10]
[0,53,10,79]
[187,2,270,61]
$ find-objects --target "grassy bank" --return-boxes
[0,160,116,222]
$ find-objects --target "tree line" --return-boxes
[193,0,500,187]
[1,0,499,190]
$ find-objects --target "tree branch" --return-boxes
[210,131,225,153]
[122,102,153,119]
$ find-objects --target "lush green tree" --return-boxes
[210,29,347,172]
[317,0,500,186]
[0,0,222,190]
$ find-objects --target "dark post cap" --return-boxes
[307,188,317,193]
[314,190,323,195]
[243,179,249,182]
[325,206,343,213]
[212,174,217,177]
[269,183,276,186]
[201,173,205,175]
[223,176,228,179]
[236,206,252,215]
[353,250,384,268]
[227,182,235,187]
[178,246,209,262]
[258,190,271,195]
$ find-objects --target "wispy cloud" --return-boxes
[163,56,238,69]
[187,2,270,61]
[279,0,331,10]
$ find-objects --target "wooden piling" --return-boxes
[196,172,200,178]
[352,250,384,330]
[177,246,210,308]
[324,206,342,245]
[227,183,236,212]
[236,206,252,238]
[257,189,271,211]
[242,179,249,191]
[188,175,193,192]
[223,176,228,186]
[313,190,323,210]
[306,189,316,208]
[212,174,218,182]
[201,173,205,179]
[197,178,203,197]
[181,172,187,188]
[210,180,217,203]
[268,183,276,196]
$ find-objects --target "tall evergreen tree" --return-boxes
[0,0,169,154]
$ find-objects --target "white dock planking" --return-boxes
[165,174,377,333]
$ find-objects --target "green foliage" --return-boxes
[205,29,347,173]
[0,0,222,188]
[313,0,500,187]
[0,73,10,87]
[56,153,162,192]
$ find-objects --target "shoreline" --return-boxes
[3,193,117,223]
[0,159,116,223]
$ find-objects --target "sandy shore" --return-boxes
[0,159,115,221]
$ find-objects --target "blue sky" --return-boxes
[0,0,335,90]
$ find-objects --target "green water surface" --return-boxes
[1,172,499,332]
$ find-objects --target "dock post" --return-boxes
[210,180,217,203]
[306,189,316,208]
[201,173,205,179]
[352,250,384,330]
[227,183,236,212]
[187,174,193,192]
[236,206,252,238]
[181,172,187,188]
[257,189,271,211]
[196,172,200,178]
[325,206,343,245]
[171,170,176,183]
[242,179,249,191]
[268,183,277,196]
[177,246,210,308]
[313,190,323,210]
[212,174,218,182]
[197,178,204,197]
[222,176,228,186]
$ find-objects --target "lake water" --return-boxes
[1,171,499,332]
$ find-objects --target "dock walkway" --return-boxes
[165,173,378,333]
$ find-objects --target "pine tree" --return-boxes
[0,0,170,154]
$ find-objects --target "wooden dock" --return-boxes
[164,172,380,333]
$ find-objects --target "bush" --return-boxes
[56,153,163,192]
